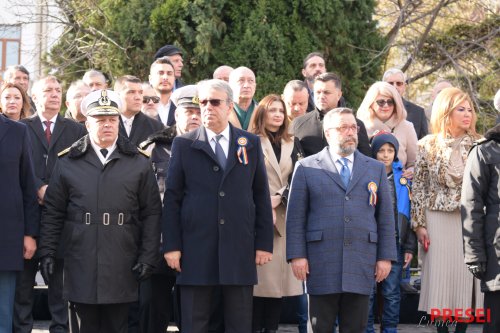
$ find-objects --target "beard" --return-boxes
[335,136,358,156]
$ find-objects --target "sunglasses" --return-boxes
[387,81,405,87]
[199,99,225,107]
[375,99,395,107]
[143,96,160,104]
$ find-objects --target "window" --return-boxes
[0,25,22,74]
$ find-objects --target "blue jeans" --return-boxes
[365,252,403,333]
[0,271,16,333]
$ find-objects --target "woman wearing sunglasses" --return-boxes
[357,81,418,172]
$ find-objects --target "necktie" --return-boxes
[340,157,350,187]
[214,134,226,169]
[100,149,108,158]
[44,120,52,144]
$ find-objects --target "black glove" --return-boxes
[467,262,486,280]
[40,256,55,285]
[132,263,154,282]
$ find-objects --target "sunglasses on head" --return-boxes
[387,81,405,87]
[143,96,160,104]
[375,99,395,107]
[199,99,225,107]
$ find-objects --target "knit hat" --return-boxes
[371,131,399,161]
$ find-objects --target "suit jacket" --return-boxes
[21,114,87,190]
[286,148,397,295]
[119,111,164,147]
[162,124,274,285]
[0,116,40,271]
[403,99,428,139]
[292,109,371,157]
[228,101,257,132]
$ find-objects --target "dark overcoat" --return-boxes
[0,117,39,271]
[119,111,164,147]
[286,148,397,296]
[462,124,500,292]
[38,135,162,304]
[403,99,428,140]
[162,125,274,285]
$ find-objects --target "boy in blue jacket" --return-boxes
[366,132,417,333]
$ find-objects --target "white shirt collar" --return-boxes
[205,124,230,143]
[90,139,117,165]
[39,113,58,124]
[329,147,354,172]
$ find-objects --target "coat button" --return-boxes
[344,217,350,223]
[344,240,351,246]
[219,219,225,225]
[213,165,220,172]
[219,191,225,197]
[345,196,350,201]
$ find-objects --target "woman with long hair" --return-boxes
[412,87,483,333]
[250,94,303,333]
[0,83,31,121]
[357,81,418,172]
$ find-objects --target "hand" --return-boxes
[291,258,309,281]
[270,195,281,209]
[415,227,430,252]
[255,250,272,266]
[132,263,155,282]
[467,262,486,280]
[37,185,48,205]
[40,256,55,285]
[402,167,414,180]
[375,260,391,282]
[403,252,413,269]
[23,236,37,259]
[164,251,182,272]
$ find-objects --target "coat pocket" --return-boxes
[369,232,378,243]
[306,230,323,242]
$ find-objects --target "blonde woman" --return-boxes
[412,87,483,333]
[0,83,31,121]
[357,81,418,171]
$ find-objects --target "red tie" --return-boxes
[44,120,52,144]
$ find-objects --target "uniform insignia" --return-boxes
[237,136,249,165]
[138,148,150,158]
[399,176,412,201]
[58,147,71,157]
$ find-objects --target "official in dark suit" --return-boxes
[162,79,274,333]
[286,108,397,333]
[0,116,39,332]
[14,76,86,333]
[382,68,428,139]
[292,73,371,157]
[114,75,164,147]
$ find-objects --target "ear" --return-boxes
[65,100,70,108]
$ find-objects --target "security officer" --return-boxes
[38,90,162,333]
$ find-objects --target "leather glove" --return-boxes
[40,256,55,285]
[132,263,154,282]
[467,262,486,280]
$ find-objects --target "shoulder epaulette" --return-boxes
[138,148,150,158]
[58,147,71,157]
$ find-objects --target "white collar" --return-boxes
[205,124,230,143]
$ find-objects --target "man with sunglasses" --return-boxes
[382,68,428,139]
[141,83,161,120]
[114,75,164,147]
[162,79,274,333]
[149,57,177,126]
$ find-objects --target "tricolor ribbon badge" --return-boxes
[367,181,378,206]
[399,177,412,201]
[237,136,248,165]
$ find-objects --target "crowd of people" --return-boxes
[1,45,499,333]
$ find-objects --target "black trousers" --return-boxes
[73,302,130,333]
[309,293,369,333]
[13,258,68,333]
[484,291,500,333]
[181,285,253,333]
[252,297,283,331]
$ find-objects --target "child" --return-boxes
[366,132,417,333]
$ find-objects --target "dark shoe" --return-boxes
[454,322,467,333]
[400,281,419,293]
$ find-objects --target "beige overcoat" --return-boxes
[253,136,302,298]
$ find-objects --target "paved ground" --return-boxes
[33,321,484,332]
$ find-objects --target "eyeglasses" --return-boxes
[143,96,160,104]
[330,125,360,134]
[199,99,225,107]
[387,81,405,87]
[375,99,395,107]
